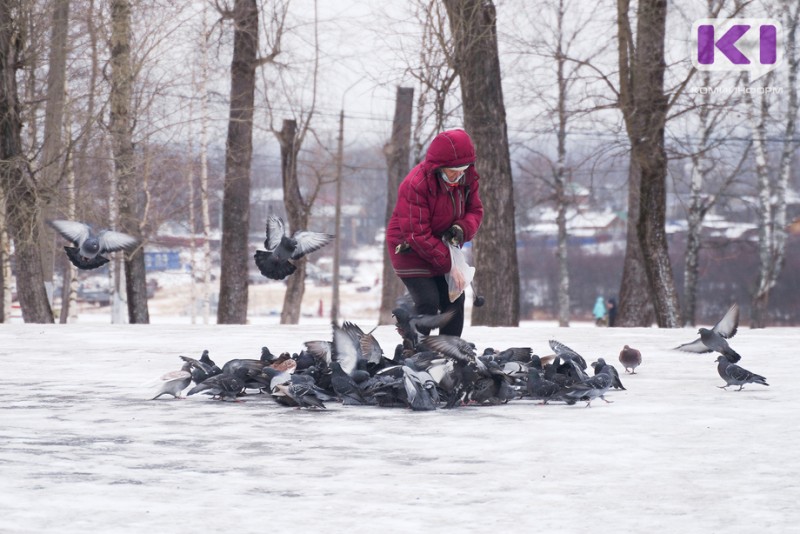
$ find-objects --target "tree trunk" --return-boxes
[110,0,148,324]
[0,1,54,323]
[380,86,414,324]
[39,0,70,293]
[616,0,679,327]
[443,0,519,326]
[217,0,259,324]
[278,119,308,325]
[554,5,570,327]
[616,156,654,326]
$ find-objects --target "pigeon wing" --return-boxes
[413,309,456,331]
[420,334,475,362]
[291,231,334,259]
[264,216,285,251]
[674,337,711,353]
[712,303,739,339]
[98,230,138,253]
[332,324,360,376]
[548,340,587,368]
[48,220,90,246]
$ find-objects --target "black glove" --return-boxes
[443,224,464,246]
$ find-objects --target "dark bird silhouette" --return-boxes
[618,345,642,374]
[180,350,222,384]
[676,303,742,363]
[330,361,372,405]
[47,219,138,270]
[715,355,769,391]
[254,215,334,280]
[392,294,456,350]
[592,358,625,390]
[150,362,192,400]
[186,369,247,401]
[526,368,564,404]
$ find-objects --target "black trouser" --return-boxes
[401,275,465,337]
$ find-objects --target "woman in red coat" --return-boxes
[386,129,484,337]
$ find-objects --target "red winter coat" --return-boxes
[386,129,484,278]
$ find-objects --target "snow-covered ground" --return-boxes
[0,320,796,533]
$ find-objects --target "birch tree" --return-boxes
[748,1,799,327]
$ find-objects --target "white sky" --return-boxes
[1,319,796,533]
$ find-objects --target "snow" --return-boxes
[1,320,797,533]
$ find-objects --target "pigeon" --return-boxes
[186,369,247,401]
[618,345,642,374]
[179,350,222,384]
[715,355,769,391]
[47,219,138,270]
[591,358,625,390]
[392,294,456,349]
[562,365,615,407]
[150,362,192,400]
[253,215,334,280]
[676,303,742,363]
[526,368,564,404]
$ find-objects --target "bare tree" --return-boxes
[216,0,261,324]
[110,0,149,323]
[616,0,681,327]
[746,2,799,327]
[443,0,520,326]
[1,0,54,323]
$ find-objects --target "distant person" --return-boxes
[593,296,607,326]
[385,128,484,338]
[607,297,618,327]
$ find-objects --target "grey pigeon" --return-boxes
[526,368,563,404]
[150,362,192,400]
[592,358,625,390]
[715,355,769,391]
[419,334,476,363]
[254,215,334,280]
[562,366,615,407]
[618,345,642,374]
[392,294,456,349]
[676,303,742,363]
[47,219,138,270]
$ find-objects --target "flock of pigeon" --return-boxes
[48,215,333,280]
[149,299,768,410]
[47,218,768,408]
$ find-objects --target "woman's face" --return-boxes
[441,167,467,186]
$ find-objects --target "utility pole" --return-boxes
[331,109,344,325]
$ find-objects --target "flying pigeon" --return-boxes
[253,215,334,280]
[47,219,138,270]
[715,355,769,391]
[675,303,742,362]
[618,345,642,374]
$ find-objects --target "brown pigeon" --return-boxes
[618,345,642,374]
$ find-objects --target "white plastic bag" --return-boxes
[445,242,475,302]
